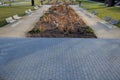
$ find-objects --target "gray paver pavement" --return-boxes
[0,38,120,80]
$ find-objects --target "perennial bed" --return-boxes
[27,4,97,38]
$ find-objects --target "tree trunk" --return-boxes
[41,1,43,5]
[31,0,35,6]
[108,0,115,6]
[9,0,11,6]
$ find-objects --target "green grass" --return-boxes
[0,0,46,27]
[0,6,34,27]
[77,1,120,28]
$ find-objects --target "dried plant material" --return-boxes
[59,24,66,32]
[28,4,96,38]
[69,26,75,33]
[39,25,44,32]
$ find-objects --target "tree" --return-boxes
[108,0,115,6]
[105,0,115,7]
[31,0,35,6]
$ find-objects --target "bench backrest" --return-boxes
[28,9,32,12]
[13,14,18,19]
[6,17,13,23]
[115,1,120,6]
[91,10,98,15]
[34,6,39,9]
[0,2,2,5]
[110,19,119,24]
[25,10,29,14]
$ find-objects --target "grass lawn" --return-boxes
[0,6,34,27]
[77,1,120,28]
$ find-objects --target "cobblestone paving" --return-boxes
[0,38,120,80]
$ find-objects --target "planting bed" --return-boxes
[27,4,97,38]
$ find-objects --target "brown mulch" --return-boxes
[27,4,97,38]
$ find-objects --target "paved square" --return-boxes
[0,38,120,80]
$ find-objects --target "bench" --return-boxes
[25,10,31,15]
[0,2,9,6]
[91,10,98,15]
[115,1,120,6]
[6,17,16,24]
[83,7,88,10]
[38,5,42,8]
[28,9,33,13]
[25,9,33,15]
[108,19,119,25]
[13,14,22,20]
[103,16,111,21]
[0,2,2,5]
[34,6,39,10]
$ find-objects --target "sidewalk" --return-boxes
[0,5,51,37]
[71,5,120,39]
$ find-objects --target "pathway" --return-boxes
[0,5,120,39]
[71,5,120,39]
[0,5,51,37]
